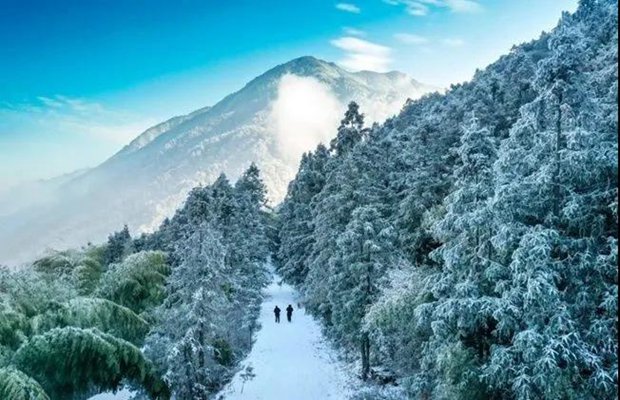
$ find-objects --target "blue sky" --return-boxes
[0,0,578,188]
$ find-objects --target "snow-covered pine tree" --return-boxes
[303,103,368,322]
[330,206,399,380]
[488,3,618,398]
[231,163,270,266]
[277,2,617,398]
[390,96,461,267]
[146,223,231,398]
[103,225,134,265]
[277,144,330,284]
[144,165,271,399]
[422,114,500,399]
[330,101,369,156]
[228,165,271,347]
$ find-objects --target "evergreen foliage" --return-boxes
[13,327,169,399]
[0,247,171,399]
[0,367,50,400]
[278,144,330,284]
[0,1,615,398]
[276,1,618,398]
[0,163,273,399]
[142,164,271,398]
[97,251,170,315]
[31,297,149,345]
[104,225,135,265]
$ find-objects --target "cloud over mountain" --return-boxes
[0,56,439,266]
[331,37,392,72]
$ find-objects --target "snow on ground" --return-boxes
[217,277,353,400]
[89,275,353,400]
[88,389,133,400]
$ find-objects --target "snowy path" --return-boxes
[217,278,352,400]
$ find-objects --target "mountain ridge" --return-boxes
[0,56,439,266]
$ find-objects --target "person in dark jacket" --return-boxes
[274,306,281,323]
[286,304,294,322]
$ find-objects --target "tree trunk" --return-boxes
[361,332,370,380]
[552,92,563,219]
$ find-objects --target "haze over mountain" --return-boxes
[0,56,439,266]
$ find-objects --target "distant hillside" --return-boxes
[0,56,439,265]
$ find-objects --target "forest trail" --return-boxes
[89,275,352,400]
[217,276,352,400]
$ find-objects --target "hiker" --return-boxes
[286,304,294,322]
[274,306,281,323]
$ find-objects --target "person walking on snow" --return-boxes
[286,304,294,322]
[274,306,281,323]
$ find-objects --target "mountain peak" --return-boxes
[263,56,339,80]
[282,56,341,69]
[384,70,409,79]
[0,56,438,265]
[285,55,325,66]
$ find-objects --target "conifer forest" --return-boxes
[0,0,617,399]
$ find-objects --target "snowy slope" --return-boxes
[0,56,439,266]
[217,277,353,400]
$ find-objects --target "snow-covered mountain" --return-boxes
[0,56,439,266]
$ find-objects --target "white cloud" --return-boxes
[331,36,392,72]
[0,96,155,145]
[444,0,482,13]
[336,3,361,13]
[442,37,466,47]
[407,2,430,15]
[343,27,366,36]
[382,0,482,16]
[268,74,344,162]
[0,96,157,190]
[394,33,430,44]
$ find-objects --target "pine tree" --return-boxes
[146,224,230,398]
[424,114,500,399]
[277,2,618,398]
[330,206,399,380]
[304,154,361,322]
[103,225,134,265]
[278,145,330,284]
[488,5,618,398]
[330,101,368,156]
[232,164,270,266]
